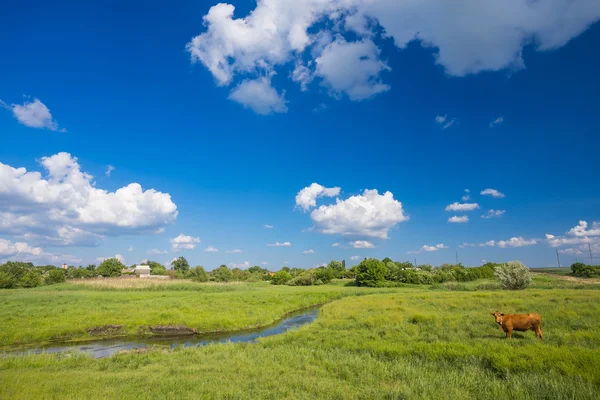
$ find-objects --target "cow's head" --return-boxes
[490,311,504,324]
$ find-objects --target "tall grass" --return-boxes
[0,275,599,399]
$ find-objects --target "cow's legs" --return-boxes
[536,326,544,341]
[506,328,512,339]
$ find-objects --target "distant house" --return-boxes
[61,263,68,270]
[134,265,151,277]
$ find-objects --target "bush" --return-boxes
[97,258,124,277]
[187,266,210,282]
[21,271,42,288]
[212,265,234,282]
[45,269,66,285]
[147,261,167,276]
[355,258,387,287]
[494,261,531,290]
[571,262,600,278]
[0,271,17,289]
[171,257,190,274]
[271,270,292,285]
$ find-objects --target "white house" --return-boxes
[134,265,151,277]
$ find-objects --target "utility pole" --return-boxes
[414,258,417,268]
[556,249,561,268]
[456,252,459,265]
[590,244,594,265]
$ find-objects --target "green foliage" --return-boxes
[327,260,345,279]
[494,261,532,290]
[44,269,66,285]
[20,271,42,288]
[96,258,124,277]
[147,261,167,276]
[171,257,190,274]
[0,271,18,289]
[355,258,387,287]
[571,262,600,278]
[187,266,210,282]
[271,270,292,285]
[212,265,234,282]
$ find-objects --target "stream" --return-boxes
[3,306,320,359]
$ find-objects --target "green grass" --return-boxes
[530,267,573,276]
[1,275,599,399]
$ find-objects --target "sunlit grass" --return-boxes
[1,274,599,398]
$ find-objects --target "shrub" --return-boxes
[212,265,234,282]
[21,271,42,288]
[327,261,345,279]
[571,262,600,278]
[355,258,387,287]
[494,261,531,290]
[271,270,292,285]
[148,261,167,276]
[0,272,17,289]
[45,269,66,285]
[97,258,124,277]
[188,266,210,282]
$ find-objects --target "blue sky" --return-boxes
[1,0,599,269]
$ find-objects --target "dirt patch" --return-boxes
[147,325,198,336]
[86,325,123,335]
[533,272,600,285]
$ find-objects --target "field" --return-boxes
[1,276,599,399]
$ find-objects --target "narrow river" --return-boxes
[4,307,320,359]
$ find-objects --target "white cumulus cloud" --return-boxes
[303,249,315,254]
[421,243,448,252]
[448,215,469,223]
[310,189,408,239]
[482,209,506,219]
[204,246,219,253]
[268,241,291,247]
[171,234,200,251]
[186,1,600,111]
[295,183,341,211]
[445,202,480,212]
[1,98,65,132]
[228,77,288,115]
[350,240,375,249]
[497,237,537,248]
[490,116,504,128]
[225,249,243,254]
[350,255,361,261]
[0,153,178,247]
[263,224,274,229]
[480,188,505,198]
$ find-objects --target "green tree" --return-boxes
[327,260,345,278]
[147,261,167,275]
[45,269,66,285]
[85,264,97,271]
[171,257,190,274]
[97,258,124,277]
[188,266,210,282]
[271,270,292,285]
[212,265,234,282]
[355,258,387,287]
[0,272,16,289]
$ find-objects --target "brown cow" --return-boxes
[490,311,543,340]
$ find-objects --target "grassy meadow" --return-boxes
[1,275,599,399]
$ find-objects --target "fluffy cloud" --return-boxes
[421,243,448,252]
[482,209,506,219]
[303,249,315,254]
[225,249,243,253]
[261,261,269,265]
[1,98,65,132]
[148,249,168,255]
[435,115,455,129]
[497,237,537,248]
[295,183,341,211]
[228,77,288,115]
[315,37,390,100]
[350,255,361,261]
[445,202,479,212]
[448,215,469,223]
[171,234,200,251]
[268,242,291,247]
[332,243,340,247]
[490,116,504,128]
[0,153,178,247]
[350,240,375,249]
[480,188,505,198]
[105,165,115,177]
[461,195,470,201]
[310,189,408,239]
[204,246,219,253]
[229,261,251,268]
[567,221,600,237]
[263,224,274,229]
[187,1,600,112]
